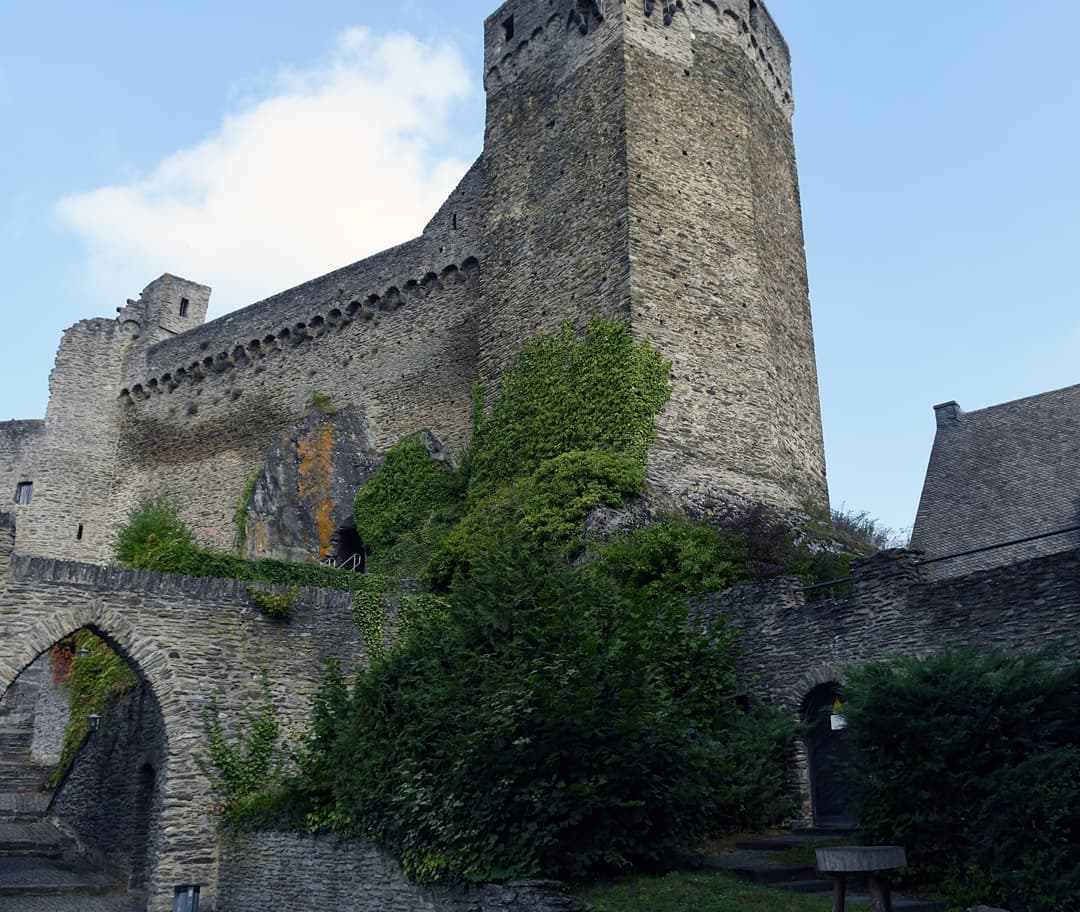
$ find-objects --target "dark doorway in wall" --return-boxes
[803,683,856,828]
[330,525,365,572]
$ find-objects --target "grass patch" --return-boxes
[575,870,868,912]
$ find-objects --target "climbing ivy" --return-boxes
[233,473,257,554]
[468,319,671,497]
[353,435,464,576]
[247,584,299,620]
[199,668,289,828]
[49,630,138,785]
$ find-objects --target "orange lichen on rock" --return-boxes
[297,420,336,557]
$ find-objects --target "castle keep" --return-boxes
[0,0,828,567]
[0,4,851,910]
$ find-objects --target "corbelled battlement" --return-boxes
[484,0,792,114]
[119,257,479,400]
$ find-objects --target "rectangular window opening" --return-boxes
[502,16,515,41]
[15,481,32,505]
[179,297,190,317]
[76,524,84,541]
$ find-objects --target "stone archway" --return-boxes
[0,605,214,912]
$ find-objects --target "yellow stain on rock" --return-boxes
[297,420,336,558]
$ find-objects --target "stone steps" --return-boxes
[0,819,71,857]
[0,759,52,791]
[0,791,52,822]
[0,725,34,758]
[0,855,123,896]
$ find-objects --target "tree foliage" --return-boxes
[293,539,795,883]
[843,648,1080,912]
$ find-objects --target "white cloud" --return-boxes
[57,28,476,318]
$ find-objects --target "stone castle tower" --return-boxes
[0,0,827,564]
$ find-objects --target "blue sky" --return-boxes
[1,1,1078,537]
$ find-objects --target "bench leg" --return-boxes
[866,874,893,912]
[831,874,847,912]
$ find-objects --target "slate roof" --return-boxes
[910,383,1080,577]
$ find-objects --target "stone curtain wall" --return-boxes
[217,832,582,912]
[50,682,167,889]
[112,251,482,556]
[715,547,1080,710]
[0,554,365,912]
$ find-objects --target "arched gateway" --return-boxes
[0,549,364,912]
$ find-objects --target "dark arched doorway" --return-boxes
[329,524,365,572]
[803,683,856,828]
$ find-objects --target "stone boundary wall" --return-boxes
[713,547,1080,710]
[216,831,583,912]
[0,553,366,912]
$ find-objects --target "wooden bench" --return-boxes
[815,845,907,912]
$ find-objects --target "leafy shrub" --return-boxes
[828,507,903,552]
[247,584,299,620]
[592,518,750,603]
[843,647,1080,911]
[353,435,464,576]
[293,537,796,883]
[113,497,194,568]
[424,450,645,590]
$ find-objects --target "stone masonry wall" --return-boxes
[13,319,127,563]
[217,831,582,912]
[51,682,167,890]
[714,547,1080,710]
[476,0,632,390]
[112,254,481,555]
[2,0,829,565]
[624,1,826,513]
[0,421,44,534]
[0,553,366,912]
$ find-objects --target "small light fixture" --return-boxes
[87,713,101,732]
[76,647,90,658]
[173,885,200,912]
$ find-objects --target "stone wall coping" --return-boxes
[8,554,356,612]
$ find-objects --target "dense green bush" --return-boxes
[113,497,194,568]
[293,539,794,883]
[353,435,464,575]
[843,648,1080,912]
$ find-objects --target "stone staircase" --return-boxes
[689,829,947,911]
[0,667,143,911]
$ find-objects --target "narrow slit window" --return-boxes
[452,213,458,230]
[502,16,515,41]
[15,482,32,505]
[76,524,84,541]
[179,297,190,317]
